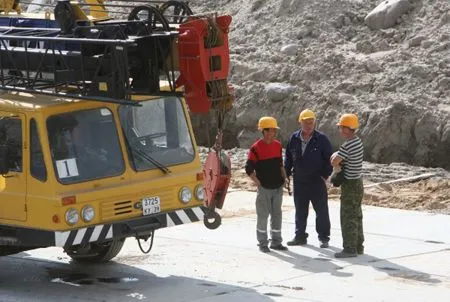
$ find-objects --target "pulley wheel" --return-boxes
[128,5,170,35]
[203,151,221,207]
[159,1,193,24]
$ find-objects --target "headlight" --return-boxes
[65,208,79,225]
[81,205,95,222]
[194,184,205,201]
[179,187,192,203]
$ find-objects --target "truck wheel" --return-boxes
[65,238,125,263]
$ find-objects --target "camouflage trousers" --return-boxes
[340,178,364,252]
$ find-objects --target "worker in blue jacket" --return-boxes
[284,109,333,248]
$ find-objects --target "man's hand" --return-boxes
[331,152,343,168]
[254,179,262,187]
[249,172,261,188]
[285,176,292,196]
[284,176,290,189]
[322,176,331,189]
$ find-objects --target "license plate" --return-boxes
[142,196,161,216]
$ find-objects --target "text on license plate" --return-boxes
[142,196,161,215]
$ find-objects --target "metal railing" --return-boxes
[0,25,179,104]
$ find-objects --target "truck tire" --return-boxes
[66,238,125,263]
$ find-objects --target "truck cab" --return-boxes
[0,92,206,261]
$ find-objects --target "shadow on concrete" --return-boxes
[0,252,274,302]
[304,244,442,284]
[267,248,353,278]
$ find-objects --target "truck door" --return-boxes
[0,112,27,221]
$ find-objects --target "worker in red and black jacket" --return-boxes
[245,117,288,253]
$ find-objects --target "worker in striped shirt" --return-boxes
[331,114,364,258]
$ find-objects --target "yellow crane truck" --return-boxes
[0,0,232,262]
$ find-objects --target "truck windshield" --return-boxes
[118,97,195,171]
[47,108,125,184]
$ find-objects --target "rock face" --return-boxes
[26,0,52,13]
[188,0,450,170]
[364,0,411,29]
[280,44,299,56]
[360,102,450,169]
[264,82,296,102]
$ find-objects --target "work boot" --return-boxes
[270,244,288,251]
[287,238,307,246]
[319,241,329,248]
[334,249,357,258]
[259,246,270,253]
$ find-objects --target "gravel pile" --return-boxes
[189,0,450,169]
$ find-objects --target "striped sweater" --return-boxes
[337,136,363,179]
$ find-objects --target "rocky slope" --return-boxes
[189,0,450,169]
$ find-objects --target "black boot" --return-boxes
[319,240,329,248]
[259,246,270,253]
[334,249,357,258]
[270,243,288,251]
[287,237,307,246]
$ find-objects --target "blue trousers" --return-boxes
[293,179,330,242]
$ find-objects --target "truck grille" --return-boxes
[100,189,177,221]
[101,200,133,220]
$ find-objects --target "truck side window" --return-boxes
[30,119,47,181]
[0,117,22,172]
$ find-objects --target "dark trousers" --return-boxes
[293,179,330,242]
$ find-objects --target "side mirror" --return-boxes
[0,145,9,174]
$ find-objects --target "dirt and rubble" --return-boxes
[189,0,450,170]
[191,0,450,215]
[199,147,450,215]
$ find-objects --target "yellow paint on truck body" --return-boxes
[0,92,203,232]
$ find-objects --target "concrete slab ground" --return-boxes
[150,191,450,301]
[2,190,449,302]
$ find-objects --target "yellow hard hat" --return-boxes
[337,113,359,129]
[258,116,279,130]
[298,109,316,122]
